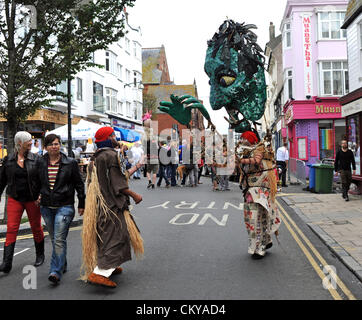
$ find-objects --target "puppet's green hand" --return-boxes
[159,94,212,126]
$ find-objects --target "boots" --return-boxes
[0,242,16,273]
[34,239,45,267]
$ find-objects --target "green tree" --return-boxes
[0,0,136,153]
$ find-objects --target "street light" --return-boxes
[124,81,144,90]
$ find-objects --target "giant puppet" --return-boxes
[159,20,280,259]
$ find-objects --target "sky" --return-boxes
[128,0,288,134]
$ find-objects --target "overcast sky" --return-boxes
[128,0,288,134]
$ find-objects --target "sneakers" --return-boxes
[345,196,350,202]
[87,273,117,288]
[48,274,60,285]
[147,182,152,189]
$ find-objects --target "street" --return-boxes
[1,177,362,300]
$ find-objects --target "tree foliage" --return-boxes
[0,0,136,152]
[143,92,158,120]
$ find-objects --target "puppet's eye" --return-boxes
[220,76,236,87]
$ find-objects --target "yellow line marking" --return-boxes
[277,206,342,300]
[0,226,83,243]
[276,200,356,301]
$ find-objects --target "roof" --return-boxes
[266,34,282,51]
[341,0,362,29]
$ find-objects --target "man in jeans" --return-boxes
[276,142,289,187]
[335,139,356,202]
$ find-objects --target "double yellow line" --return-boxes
[276,199,356,300]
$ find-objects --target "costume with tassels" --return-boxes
[236,131,281,258]
[80,127,143,288]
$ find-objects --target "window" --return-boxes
[133,42,137,57]
[126,69,131,84]
[105,88,118,113]
[76,78,83,101]
[117,63,123,81]
[348,116,361,175]
[118,101,124,115]
[125,38,130,53]
[320,61,349,96]
[126,102,131,117]
[105,51,117,75]
[283,69,293,103]
[56,80,74,102]
[297,137,308,160]
[359,23,362,75]
[319,120,334,160]
[318,12,346,40]
[93,82,104,113]
[283,23,291,48]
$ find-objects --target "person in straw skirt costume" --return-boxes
[80,127,144,288]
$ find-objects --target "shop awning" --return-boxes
[113,127,141,143]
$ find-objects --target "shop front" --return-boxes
[0,108,82,147]
[340,88,362,191]
[284,97,346,169]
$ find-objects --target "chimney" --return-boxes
[269,22,275,40]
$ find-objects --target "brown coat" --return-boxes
[93,148,132,269]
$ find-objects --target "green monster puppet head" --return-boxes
[204,20,267,133]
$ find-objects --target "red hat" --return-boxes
[241,131,258,145]
[95,127,115,143]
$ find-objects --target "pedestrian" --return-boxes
[0,142,8,159]
[276,142,289,187]
[31,139,40,155]
[146,137,159,189]
[129,141,144,180]
[81,126,144,288]
[169,140,179,187]
[38,133,85,285]
[181,141,197,187]
[157,141,171,188]
[334,139,356,202]
[215,146,232,191]
[237,131,281,259]
[0,131,44,274]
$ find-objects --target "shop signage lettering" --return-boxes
[302,13,313,97]
[315,105,341,114]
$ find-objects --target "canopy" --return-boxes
[113,127,141,143]
[46,120,103,141]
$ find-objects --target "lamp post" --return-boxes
[124,81,144,89]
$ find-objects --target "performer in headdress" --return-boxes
[236,131,281,259]
[80,127,144,288]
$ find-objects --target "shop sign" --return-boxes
[112,118,135,130]
[315,105,341,114]
[342,98,362,117]
[302,13,313,97]
[285,106,294,124]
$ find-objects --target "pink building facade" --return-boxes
[281,0,349,166]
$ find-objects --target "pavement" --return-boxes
[1,172,362,285]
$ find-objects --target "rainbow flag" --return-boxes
[321,129,333,150]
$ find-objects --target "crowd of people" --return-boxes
[0,127,357,288]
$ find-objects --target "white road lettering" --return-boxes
[169,213,200,225]
[198,213,229,226]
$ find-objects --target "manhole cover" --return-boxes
[332,220,350,225]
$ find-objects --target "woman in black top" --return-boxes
[0,131,44,274]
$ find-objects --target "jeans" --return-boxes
[41,205,75,279]
[134,168,141,178]
[157,164,170,186]
[276,161,287,186]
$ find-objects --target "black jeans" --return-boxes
[277,161,287,186]
[340,170,352,197]
[157,164,170,186]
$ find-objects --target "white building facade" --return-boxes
[53,12,143,132]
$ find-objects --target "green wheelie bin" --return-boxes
[314,164,334,193]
